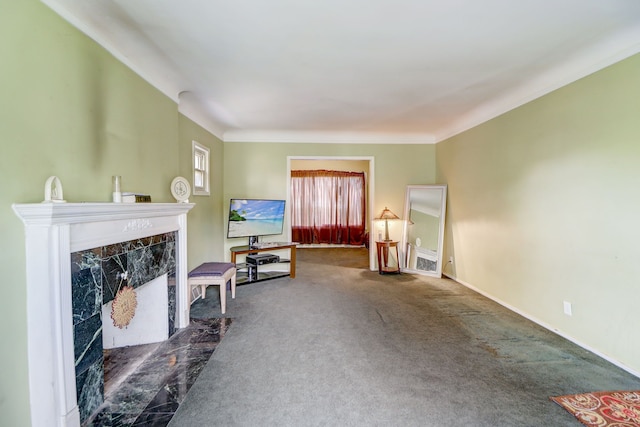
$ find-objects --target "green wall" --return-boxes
[178,114,226,267]
[437,53,640,372]
[0,2,225,424]
[222,142,436,258]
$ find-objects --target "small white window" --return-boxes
[192,141,210,196]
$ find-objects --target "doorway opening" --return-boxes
[287,156,376,270]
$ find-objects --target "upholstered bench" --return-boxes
[188,262,236,314]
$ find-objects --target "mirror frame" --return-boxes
[400,184,447,277]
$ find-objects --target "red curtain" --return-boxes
[291,170,366,245]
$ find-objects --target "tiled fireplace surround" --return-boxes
[73,231,176,422]
[13,202,194,427]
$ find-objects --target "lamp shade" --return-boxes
[375,207,400,221]
[375,207,400,241]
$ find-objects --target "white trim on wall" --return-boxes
[287,156,376,271]
[443,272,640,379]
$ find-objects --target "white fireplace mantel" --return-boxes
[13,202,195,427]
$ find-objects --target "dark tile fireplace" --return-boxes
[12,202,194,427]
[71,232,177,422]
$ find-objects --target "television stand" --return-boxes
[230,243,298,285]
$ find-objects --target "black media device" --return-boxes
[246,254,280,265]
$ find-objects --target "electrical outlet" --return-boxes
[563,301,572,316]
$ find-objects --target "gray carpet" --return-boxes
[171,248,640,426]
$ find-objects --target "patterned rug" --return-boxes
[551,391,640,426]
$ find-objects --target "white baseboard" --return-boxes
[443,272,640,379]
[297,244,366,248]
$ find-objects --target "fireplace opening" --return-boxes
[103,275,169,349]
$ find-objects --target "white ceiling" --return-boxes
[43,0,640,144]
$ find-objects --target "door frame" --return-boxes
[287,156,376,271]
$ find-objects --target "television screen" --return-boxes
[227,198,286,239]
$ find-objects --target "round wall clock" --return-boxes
[170,176,191,203]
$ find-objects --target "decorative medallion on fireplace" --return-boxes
[111,286,137,328]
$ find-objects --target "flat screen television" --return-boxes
[227,198,286,247]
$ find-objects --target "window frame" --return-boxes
[192,141,210,196]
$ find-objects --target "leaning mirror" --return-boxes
[400,185,447,277]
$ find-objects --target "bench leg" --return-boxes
[220,280,226,314]
[231,275,236,299]
[189,267,236,314]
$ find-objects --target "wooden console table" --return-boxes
[230,243,297,284]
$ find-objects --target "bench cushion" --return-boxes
[188,262,235,277]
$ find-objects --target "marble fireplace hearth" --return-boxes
[13,202,194,427]
[91,317,231,426]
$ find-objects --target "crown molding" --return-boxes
[222,130,436,144]
[435,25,640,142]
[41,0,182,102]
[40,1,640,145]
[177,94,226,141]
